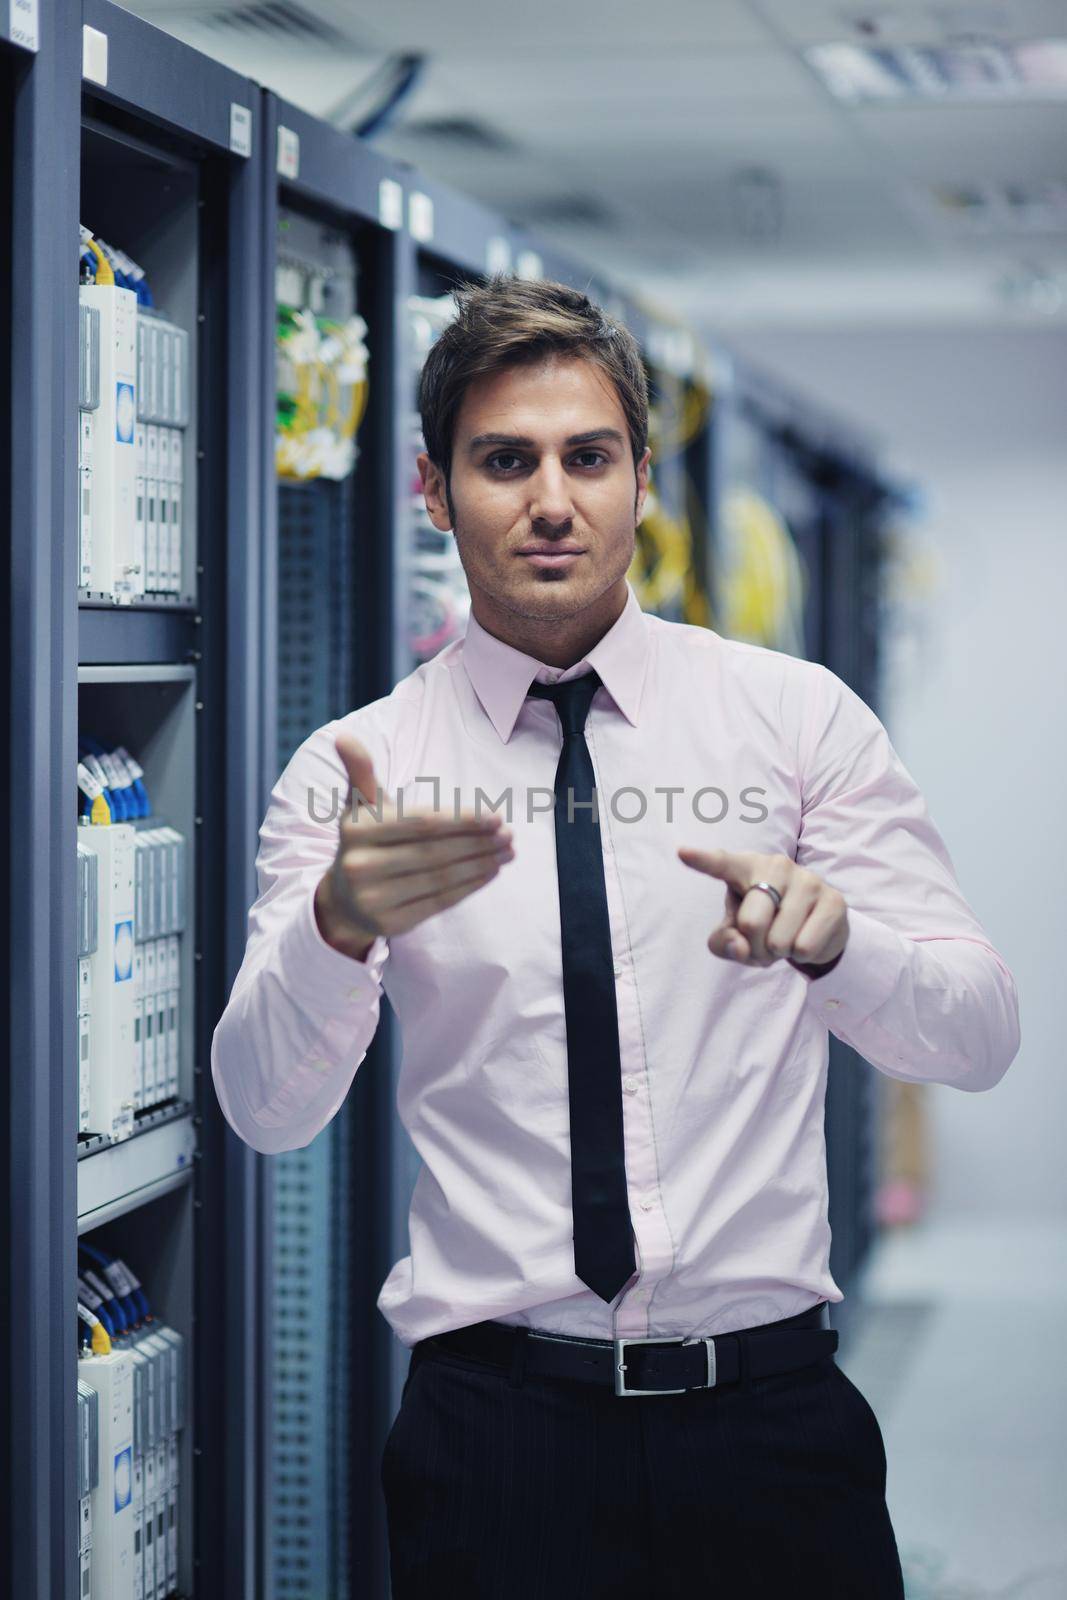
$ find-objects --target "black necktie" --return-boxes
[526,669,637,1304]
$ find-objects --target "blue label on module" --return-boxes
[115,381,135,444]
[114,919,134,981]
[114,1444,132,1511]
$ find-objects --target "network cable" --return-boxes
[77,1301,112,1356]
[77,760,111,825]
[81,1240,151,1323]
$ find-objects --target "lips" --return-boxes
[520,550,584,568]
[518,547,585,556]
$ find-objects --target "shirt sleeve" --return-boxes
[210,711,393,1154]
[789,661,1020,1092]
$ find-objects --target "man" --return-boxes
[211,275,1020,1596]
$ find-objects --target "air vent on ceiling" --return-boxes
[196,1,354,49]
[915,178,1067,234]
[400,116,519,154]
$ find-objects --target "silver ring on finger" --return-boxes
[747,881,782,911]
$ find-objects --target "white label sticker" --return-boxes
[378,178,404,231]
[82,24,108,85]
[229,103,252,158]
[408,191,434,244]
[486,235,512,275]
[277,125,300,180]
[516,249,543,281]
[9,0,38,51]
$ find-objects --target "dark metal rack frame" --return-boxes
[256,92,418,1600]
[5,12,76,1600]
[6,0,269,1595]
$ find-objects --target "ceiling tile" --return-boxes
[849,101,1067,180]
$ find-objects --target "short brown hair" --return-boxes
[418,273,648,506]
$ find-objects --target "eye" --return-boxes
[485,450,609,474]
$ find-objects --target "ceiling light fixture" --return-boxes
[806,36,1067,101]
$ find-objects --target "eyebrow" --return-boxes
[467,428,626,454]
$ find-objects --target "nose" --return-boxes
[527,456,575,528]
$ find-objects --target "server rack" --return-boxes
[632,314,716,629]
[705,350,898,1341]
[8,0,268,1594]
[5,12,64,1599]
[256,92,415,1600]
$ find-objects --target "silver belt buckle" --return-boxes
[613,1333,716,1397]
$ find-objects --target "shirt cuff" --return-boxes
[791,906,902,1025]
[275,878,390,1020]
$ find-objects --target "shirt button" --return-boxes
[311,1058,331,1073]
[613,961,624,978]
[622,1076,639,1094]
[824,999,841,1009]
[639,1195,656,1212]
[347,984,365,999]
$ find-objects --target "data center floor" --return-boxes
[837,1217,1066,1600]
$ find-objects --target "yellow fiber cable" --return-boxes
[718,486,807,654]
[84,235,114,286]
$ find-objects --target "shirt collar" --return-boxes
[461,578,651,743]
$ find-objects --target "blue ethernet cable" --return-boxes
[102,239,155,306]
[113,246,153,307]
[76,762,110,825]
[115,747,150,816]
[109,1253,150,1322]
[96,237,132,291]
[80,1242,140,1328]
[79,1260,129,1335]
[77,1274,113,1331]
[78,745,116,820]
[85,1243,149,1324]
[80,738,128,820]
[77,1271,118,1337]
[77,1302,111,1355]
[82,735,152,820]
[111,745,150,818]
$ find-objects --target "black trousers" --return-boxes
[381,1316,906,1599]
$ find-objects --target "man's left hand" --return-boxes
[677,846,849,970]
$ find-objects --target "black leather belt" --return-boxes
[420,1301,837,1397]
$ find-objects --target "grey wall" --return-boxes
[722,326,1067,1221]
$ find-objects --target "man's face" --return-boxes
[418,354,650,629]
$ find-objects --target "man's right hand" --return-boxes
[314,732,515,961]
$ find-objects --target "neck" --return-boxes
[469,579,628,669]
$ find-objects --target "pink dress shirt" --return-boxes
[211,579,1020,1348]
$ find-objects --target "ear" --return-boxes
[418,451,454,532]
[635,446,652,520]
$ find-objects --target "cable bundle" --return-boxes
[275,304,370,480]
